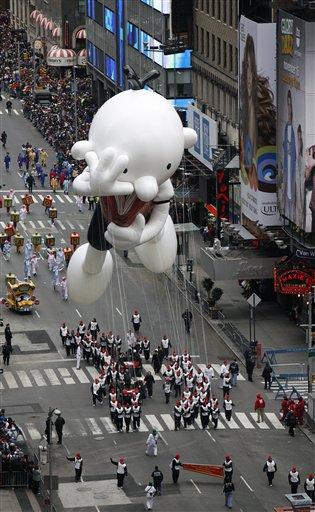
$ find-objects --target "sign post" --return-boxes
[247,293,262,342]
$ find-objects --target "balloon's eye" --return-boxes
[167,163,171,170]
[123,168,128,174]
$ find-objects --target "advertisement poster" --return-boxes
[277,10,315,233]
[239,16,280,226]
[188,103,218,170]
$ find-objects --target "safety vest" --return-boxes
[266,460,276,472]
[132,405,141,417]
[74,457,82,469]
[290,471,299,483]
[117,462,126,474]
[116,406,124,418]
[224,400,233,411]
[174,405,182,417]
[224,460,233,473]
[90,321,98,331]
[60,326,68,336]
[161,338,170,348]
[133,314,141,324]
[305,478,315,491]
[124,406,132,418]
[78,324,86,334]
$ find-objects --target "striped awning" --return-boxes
[76,28,86,39]
[40,17,48,28]
[52,26,61,38]
[45,20,54,31]
[35,12,43,23]
[30,10,40,20]
[77,48,87,66]
[47,48,76,67]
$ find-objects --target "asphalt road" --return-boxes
[1,95,314,512]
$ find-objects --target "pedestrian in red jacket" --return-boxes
[296,397,305,425]
[280,396,289,422]
[254,394,266,423]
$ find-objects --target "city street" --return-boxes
[1,95,315,512]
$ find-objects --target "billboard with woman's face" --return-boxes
[239,16,280,227]
[277,10,315,233]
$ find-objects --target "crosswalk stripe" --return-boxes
[194,416,203,429]
[85,366,99,379]
[63,424,72,438]
[55,219,66,230]
[235,412,255,429]
[25,423,42,440]
[78,223,85,229]
[38,194,44,202]
[13,109,19,115]
[73,368,90,383]
[29,220,36,228]
[58,368,75,385]
[138,420,149,432]
[71,419,88,436]
[14,197,20,204]
[30,369,47,386]
[3,371,18,388]
[143,364,161,381]
[220,414,240,429]
[86,418,102,435]
[16,371,32,387]
[100,416,117,434]
[0,382,3,390]
[160,413,174,430]
[63,195,74,203]
[249,412,269,429]
[265,412,285,430]
[55,195,64,203]
[66,220,75,229]
[0,221,6,229]
[31,196,38,203]
[44,369,61,385]
[145,414,164,431]
[216,418,226,429]
[38,220,45,228]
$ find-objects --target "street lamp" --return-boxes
[46,406,57,512]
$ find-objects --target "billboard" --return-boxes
[277,11,315,233]
[239,16,280,226]
[188,103,218,170]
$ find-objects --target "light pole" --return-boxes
[47,406,56,512]
[33,38,43,94]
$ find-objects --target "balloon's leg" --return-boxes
[67,243,113,304]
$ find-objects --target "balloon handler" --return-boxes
[67,65,197,305]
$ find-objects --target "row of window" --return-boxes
[195,0,237,29]
[193,74,238,122]
[87,40,116,82]
[87,0,115,33]
[195,27,237,74]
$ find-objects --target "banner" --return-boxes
[188,103,218,171]
[182,463,224,478]
[239,17,280,227]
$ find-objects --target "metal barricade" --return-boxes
[0,470,29,488]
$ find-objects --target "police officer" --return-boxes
[151,466,163,495]
[263,455,277,486]
[170,454,182,484]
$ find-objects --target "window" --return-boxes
[95,0,103,26]
[200,0,204,11]
[229,0,234,27]
[87,0,95,19]
[223,1,227,23]
[235,47,238,74]
[217,37,221,65]
[206,31,209,58]
[127,22,138,49]
[223,41,227,68]
[78,0,85,14]
[211,34,215,61]
[201,28,204,54]
[217,0,221,20]
[104,7,115,33]
[105,55,116,82]
[211,0,215,17]
[229,44,233,72]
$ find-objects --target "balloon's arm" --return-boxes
[139,180,174,244]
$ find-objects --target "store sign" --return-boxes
[296,249,315,259]
[274,268,314,294]
[216,169,229,220]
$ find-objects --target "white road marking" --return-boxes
[206,430,216,442]
[13,109,19,115]
[99,417,116,434]
[75,308,82,317]
[138,420,149,432]
[240,475,254,492]
[3,371,18,388]
[30,369,47,386]
[85,366,99,380]
[31,196,38,203]
[158,431,168,446]
[38,220,45,228]
[16,371,32,387]
[265,412,285,429]
[145,414,164,431]
[115,307,122,316]
[56,219,66,230]
[55,195,64,203]
[58,368,75,385]
[44,368,61,385]
[160,414,174,430]
[63,195,73,203]
[86,418,102,435]
[29,221,36,228]
[35,310,40,318]
[71,419,88,436]
[72,368,90,383]
[249,413,269,429]
[190,479,202,494]
[66,221,75,229]
[235,412,255,429]
[220,414,240,429]
[78,223,84,229]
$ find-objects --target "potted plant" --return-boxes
[202,278,214,305]
[209,287,224,319]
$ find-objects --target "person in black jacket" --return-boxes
[262,362,273,390]
[2,343,12,365]
[151,465,163,495]
[54,410,65,444]
[182,309,193,333]
[4,323,12,347]
[223,480,235,509]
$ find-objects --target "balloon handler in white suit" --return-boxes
[67,66,197,305]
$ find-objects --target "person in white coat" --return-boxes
[19,204,27,223]
[60,276,68,301]
[145,482,156,511]
[76,343,82,370]
[146,429,158,456]
[31,253,39,276]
